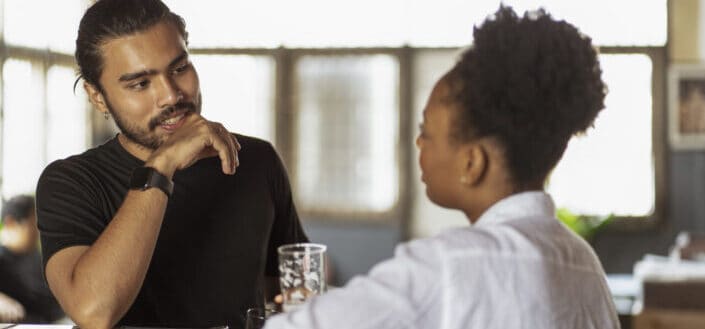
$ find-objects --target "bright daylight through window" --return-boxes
[0,0,666,224]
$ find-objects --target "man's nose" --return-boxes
[156,76,183,108]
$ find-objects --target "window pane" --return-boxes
[3,0,86,53]
[191,55,276,142]
[47,66,89,162]
[294,55,399,213]
[2,59,44,197]
[547,54,654,216]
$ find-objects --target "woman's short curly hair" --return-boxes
[447,6,607,188]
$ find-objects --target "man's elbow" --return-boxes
[68,300,122,329]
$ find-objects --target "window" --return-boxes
[1,59,89,197]
[292,54,400,215]
[0,0,666,228]
[2,59,44,197]
[191,54,276,141]
[547,54,656,217]
[407,4,666,236]
[47,66,90,163]
[0,0,89,199]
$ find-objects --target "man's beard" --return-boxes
[104,94,201,150]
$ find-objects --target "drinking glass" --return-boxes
[278,243,327,312]
[244,308,266,329]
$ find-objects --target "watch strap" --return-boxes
[129,166,174,197]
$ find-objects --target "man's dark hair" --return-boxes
[75,0,188,91]
[1,195,35,224]
[447,5,606,189]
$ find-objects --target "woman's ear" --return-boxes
[458,142,489,187]
[84,82,109,115]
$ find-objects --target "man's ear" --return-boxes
[84,82,109,115]
[458,142,488,187]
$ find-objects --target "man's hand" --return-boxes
[0,292,25,323]
[146,113,241,178]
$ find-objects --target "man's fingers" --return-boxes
[222,131,239,173]
[207,124,237,175]
[211,137,234,175]
[233,134,241,151]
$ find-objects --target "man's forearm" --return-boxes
[48,189,167,329]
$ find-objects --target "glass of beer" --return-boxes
[277,243,327,312]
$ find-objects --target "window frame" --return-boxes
[187,46,668,230]
[196,47,413,224]
[0,39,667,228]
[287,48,411,222]
[595,46,668,231]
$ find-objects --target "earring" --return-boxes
[103,112,110,120]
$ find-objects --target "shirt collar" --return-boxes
[474,191,556,227]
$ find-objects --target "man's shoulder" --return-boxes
[39,139,126,187]
[41,153,90,179]
[231,134,282,169]
[42,146,104,176]
[232,133,275,153]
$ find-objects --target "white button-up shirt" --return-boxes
[265,191,620,329]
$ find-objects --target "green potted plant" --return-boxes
[556,208,614,242]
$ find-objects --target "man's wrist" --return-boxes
[129,166,174,197]
[144,153,176,180]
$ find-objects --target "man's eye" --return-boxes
[173,63,190,74]
[129,80,150,90]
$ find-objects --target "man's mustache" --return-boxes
[148,102,196,131]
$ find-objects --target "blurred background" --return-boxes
[0,0,696,290]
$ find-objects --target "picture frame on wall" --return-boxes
[669,64,705,150]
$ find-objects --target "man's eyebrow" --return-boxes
[168,51,189,68]
[118,51,189,82]
[119,69,157,82]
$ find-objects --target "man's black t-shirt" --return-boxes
[0,247,64,323]
[36,135,308,328]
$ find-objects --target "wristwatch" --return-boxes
[129,166,174,197]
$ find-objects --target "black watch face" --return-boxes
[129,167,173,196]
[130,167,152,189]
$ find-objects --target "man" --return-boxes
[36,1,308,328]
[0,195,64,323]
[265,6,618,329]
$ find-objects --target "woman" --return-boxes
[266,6,619,329]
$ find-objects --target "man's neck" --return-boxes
[117,133,153,161]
